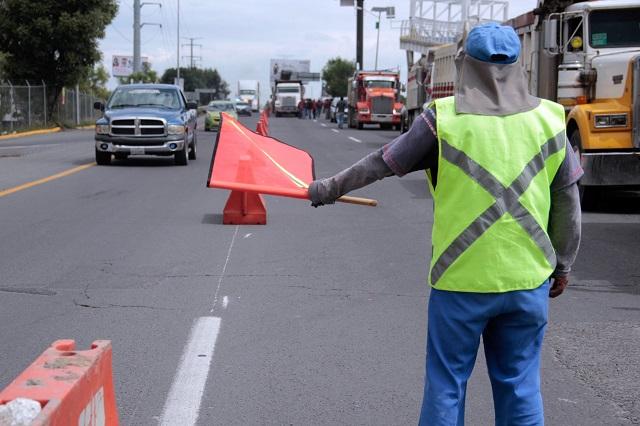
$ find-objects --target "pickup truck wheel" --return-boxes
[174,141,189,166]
[189,132,197,160]
[95,149,111,165]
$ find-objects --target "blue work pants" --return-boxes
[337,112,345,129]
[419,281,550,426]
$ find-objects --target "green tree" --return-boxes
[322,57,356,97]
[117,63,158,85]
[160,67,230,98]
[0,0,118,110]
[80,64,111,100]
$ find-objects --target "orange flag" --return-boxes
[207,113,313,200]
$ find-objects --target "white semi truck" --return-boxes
[237,80,260,112]
[404,0,640,199]
[272,80,304,117]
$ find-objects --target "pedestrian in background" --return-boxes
[316,99,324,118]
[297,100,304,119]
[309,23,582,425]
[336,97,346,129]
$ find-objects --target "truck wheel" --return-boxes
[174,141,189,166]
[189,132,197,160]
[275,112,281,118]
[95,149,111,165]
[357,122,363,130]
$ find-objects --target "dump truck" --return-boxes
[273,80,304,117]
[413,0,640,198]
[347,70,404,130]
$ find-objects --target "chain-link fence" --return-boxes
[0,82,104,134]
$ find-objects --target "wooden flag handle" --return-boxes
[336,195,378,207]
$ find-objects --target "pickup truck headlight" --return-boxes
[594,114,627,128]
[358,108,370,114]
[95,124,109,134]
[168,124,185,135]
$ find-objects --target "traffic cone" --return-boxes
[222,156,267,225]
[0,340,118,426]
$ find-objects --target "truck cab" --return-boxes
[347,71,404,130]
[273,80,304,117]
[539,0,640,189]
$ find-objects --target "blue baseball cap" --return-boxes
[465,23,520,64]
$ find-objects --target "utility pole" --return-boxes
[133,0,161,73]
[176,0,180,85]
[181,37,203,69]
[356,0,363,70]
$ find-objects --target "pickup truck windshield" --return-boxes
[590,8,640,48]
[365,80,394,89]
[277,87,300,93]
[108,88,182,109]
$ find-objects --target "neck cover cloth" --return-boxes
[454,51,540,116]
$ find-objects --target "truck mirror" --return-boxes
[544,18,560,54]
[93,101,104,111]
[186,101,198,110]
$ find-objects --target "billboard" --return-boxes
[270,59,310,82]
[112,55,150,77]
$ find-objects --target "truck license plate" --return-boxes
[130,147,145,155]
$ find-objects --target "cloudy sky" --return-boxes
[99,0,538,99]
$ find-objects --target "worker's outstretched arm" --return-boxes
[309,149,392,207]
[309,109,439,207]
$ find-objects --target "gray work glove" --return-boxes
[308,179,337,208]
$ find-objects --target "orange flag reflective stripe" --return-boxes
[207,113,314,199]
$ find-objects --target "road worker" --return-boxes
[309,22,582,425]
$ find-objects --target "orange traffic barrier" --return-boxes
[222,156,267,224]
[0,340,118,426]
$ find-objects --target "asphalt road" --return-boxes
[0,114,638,425]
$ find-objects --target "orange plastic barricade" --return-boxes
[0,340,118,426]
[221,155,267,224]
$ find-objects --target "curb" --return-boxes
[0,127,62,141]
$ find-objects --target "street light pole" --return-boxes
[356,0,363,70]
[374,10,382,70]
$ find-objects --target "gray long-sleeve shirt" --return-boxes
[310,108,583,277]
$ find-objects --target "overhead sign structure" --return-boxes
[270,59,311,83]
[112,55,149,77]
[207,114,377,206]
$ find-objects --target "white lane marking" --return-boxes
[159,317,221,426]
[558,398,578,404]
[211,225,239,313]
[313,119,317,122]
[222,296,229,309]
[320,123,327,127]
[243,233,252,239]
[348,136,362,143]
[331,129,340,133]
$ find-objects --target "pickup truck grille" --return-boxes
[111,118,166,136]
[371,96,393,114]
[633,56,640,148]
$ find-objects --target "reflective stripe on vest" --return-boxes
[429,96,566,293]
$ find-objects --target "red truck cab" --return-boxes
[348,71,404,130]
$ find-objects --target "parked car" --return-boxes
[235,100,252,116]
[94,84,198,166]
[329,97,347,123]
[205,100,238,131]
